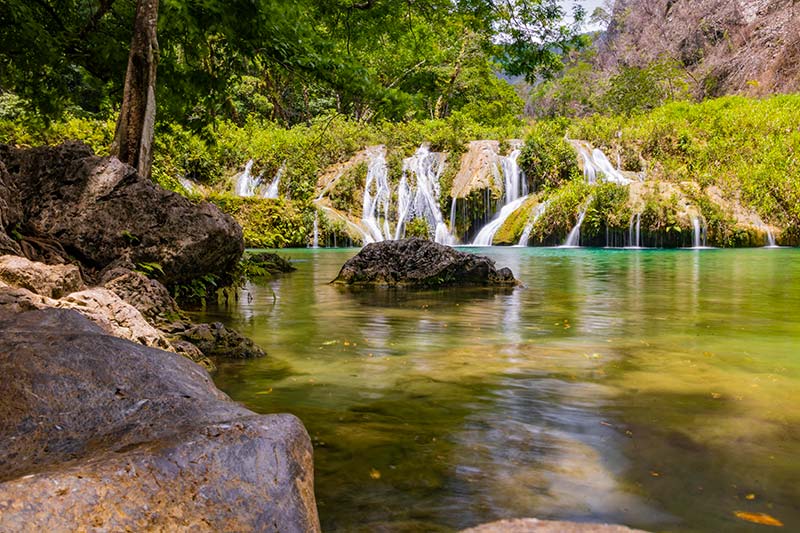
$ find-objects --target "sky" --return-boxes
[562,0,610,32]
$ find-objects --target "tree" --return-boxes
[112,0,159,179]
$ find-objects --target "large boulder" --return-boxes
[332,238,518,287]
[0,142,243,284]
[0,309,320,532]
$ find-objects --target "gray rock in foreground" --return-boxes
[0,308,320,532]
[333,238,518,287]
[461,518,649,533]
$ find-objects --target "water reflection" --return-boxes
[196,247,800,533]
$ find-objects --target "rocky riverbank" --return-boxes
[0,142,319,530]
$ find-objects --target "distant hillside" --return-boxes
[598,0,800,97]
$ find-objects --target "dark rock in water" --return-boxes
[0,142,243,284]
[0,308,320,532]
[248,251,297,274]
[178,321,267,359]
[332,238,518,287]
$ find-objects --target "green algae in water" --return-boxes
[195,247,800,533]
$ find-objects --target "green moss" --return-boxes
[493,196,539,245]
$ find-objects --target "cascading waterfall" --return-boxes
[312,212,319,248]
[562,200,592,248]
[178,177,196,194]
[691,216,708,248]
[361,146,392,242]
[517,201,550,247]
[394,145,456,245]
[263,163,284,199]
[470,149,528,245]
[571,142,632,185]
[449,197,457,237]
[765,228,777,248]
[502,149,526,203]
[235,160,257,197]
[627,213,642,248]
[472,195,532,246]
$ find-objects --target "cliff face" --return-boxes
[599,0,800,96]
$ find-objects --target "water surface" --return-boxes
[196,248,800,532]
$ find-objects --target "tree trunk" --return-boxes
[112,0,159,180]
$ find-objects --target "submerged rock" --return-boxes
[0,142,243,284]
[178,321,266,359]
[332,238,518,287]
[0,309,320,532]
[248,251,297,274]
[461,518,648,533]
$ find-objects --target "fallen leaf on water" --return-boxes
[256,388,273,395]
[734,511,783,527]
[711,392,722,399]
[745,494,756,501]
[369,469,381,480]
[322,340,338,346]
[650,471,661,477]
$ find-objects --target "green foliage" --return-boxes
[601,60,690,116]
[583,183,631,238]
[529,180,591,245]
[135,261,165,279]
[569,95,800,234]
[405,218,431,239]
[172,273,220,304]
[520,120,581,192]
[329,162,366,215]
[209,195,309,248]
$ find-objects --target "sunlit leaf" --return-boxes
[734,511,783,527]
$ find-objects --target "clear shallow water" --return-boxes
[195,248,800,533]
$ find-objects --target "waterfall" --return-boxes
[517,201,550,247]
[263,163,285,199]
[571,142,631,185]
[361,146,392,242]
[471,195,531,246]
[562,201,591,248]
[178,177,196,194]
[765,228,777,248]
[502,149,526,203]
[395,145,456,245]
[312,212,319,248]
[469,148,528,245]
[449,197,458,238]
[627,213,642,248]
[235,160,257,197]
[691,216,708,248]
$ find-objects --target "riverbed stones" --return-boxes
[0,309,320,532]
[0,142,244,284]
[332,238,518,287]
[461,518,649,533]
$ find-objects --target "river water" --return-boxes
[195,247,800,532]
